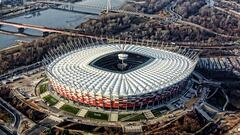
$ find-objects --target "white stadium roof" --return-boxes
[47,44,196,97]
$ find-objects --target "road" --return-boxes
[0,98,21,135]
[214,6,240,19]
[220,0,240,7]
[220,88,229,111]
[162,0,240,39]
[0,20,92,37]
[178,20,240,39]
[0,98,21,129]
[112,9,161,19]
[0,125,17,135]
[0,29,41,37]
[1,1,239,41]
[164,0,182,22]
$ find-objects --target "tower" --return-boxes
[0,0,2,18]
[106,0,112,13]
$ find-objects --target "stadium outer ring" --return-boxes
[45,39,199,111]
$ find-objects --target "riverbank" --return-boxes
[1,3,49,20]
[0,8,96,49]
[0,0,129,50]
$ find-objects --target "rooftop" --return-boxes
[47,44,196,97]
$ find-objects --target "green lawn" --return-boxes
[60,105,80,114]
[236,40,240,45]
[39,83,48,94]
[124,113,146,121]
[118,114,132,121]
[43,95,58,106]
[118,113,146,121]
[151,106,170,117]
[85,111,109,120]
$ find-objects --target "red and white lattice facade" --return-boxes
[45,42,198,110]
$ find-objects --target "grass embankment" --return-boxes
[43,95,58,106]
[124,113,146,121]
[151,106,170,117]
[119,113,146,121]
[85,111,109,120]
[39,83,48,94]
[60,105,80,114]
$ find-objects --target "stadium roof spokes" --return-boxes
[43,37,200,97]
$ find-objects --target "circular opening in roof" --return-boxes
[89,51,155,73]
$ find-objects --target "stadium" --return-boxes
[44,38,199,111]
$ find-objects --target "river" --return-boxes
[0,0,126,50]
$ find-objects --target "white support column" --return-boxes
[106,0,112,13]
[118,37,121,44]
[141,39,144,46]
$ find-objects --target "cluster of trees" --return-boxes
[0,86,11,95]
[78,13,141,35]
[0,106,14,124]
[174,0,240,37]
[187,7,240,37]
[197,69,240,110]
[0,35,75,74]
[136,0,172,14]
[223,80,240,110]
[229,89,240,109]
[0,87,47,122]
[1,91,47,122]
[119,21,218,41]
[79,13,233,42]
[143,111,205,134]
[0,87,14,124]
[49,121,123,135]
[175,0,206,18]
[77,0,239,41]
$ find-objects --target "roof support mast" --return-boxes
[106,0,112,13]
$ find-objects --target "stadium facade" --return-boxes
[44,38,199,111]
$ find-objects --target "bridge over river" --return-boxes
[0,20,95,37]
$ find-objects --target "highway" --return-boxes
[164,0,182,22]
[1,20,238,49]
[214,6,240,19]
[0,29,41,37]
[0,125,16,135]
[112,9,161,19]
[162,0,240,39]
[220,0,240,7]
[206,0,240,25]
[0,98,21,135]
[220,88,229,111]
[0,20,113,39]
[1,0,239,41]
[178,20,240,39]
[0,20,87,36]
[0,98,21,129]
